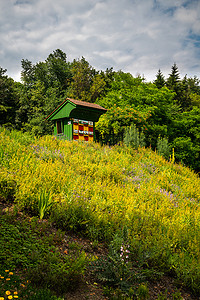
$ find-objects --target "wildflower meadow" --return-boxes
[0,128,200,297]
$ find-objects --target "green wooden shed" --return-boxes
[46,98,107,141]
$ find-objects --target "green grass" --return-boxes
[0,209,87,299]
[0,128,200,297]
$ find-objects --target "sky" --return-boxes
[1,0,200,82]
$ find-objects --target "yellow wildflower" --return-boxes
[6,278,10,281]
[9,272,13,275]
[5,270,9,272]
[6,291,11,295]
[13,292,18,295]
[8,296,13,300]
[0,297,4,300]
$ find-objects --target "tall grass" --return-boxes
[1,128,200,293]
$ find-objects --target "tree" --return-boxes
[154,69,165,89]
[0,67,19,128]
[186,75,200,95]
[96,105,150,145]
[45,49,72,92]
[21,59,35,86]
[172,107,200,171]
[18,50,74,133]
[179,75,192,109]
[68,57,106,102]
[97,71,177,147]
[166,63,185,108]
[21,49,73,94]
[90,74,106,102]
[166,63,180,92]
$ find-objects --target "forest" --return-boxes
[1,49,200,172]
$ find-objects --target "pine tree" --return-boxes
[166,63,180,94]
[154,69,165,88]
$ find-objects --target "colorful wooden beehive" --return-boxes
[46,98,107,141]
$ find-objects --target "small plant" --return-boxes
[68,241,82,251]
[38,189,53,219]
[172,289,183,300]
[0,211,87,298]
[90,227,136,296]
[136,283,149,299]
[156,136,171,159]
[124,124,146,149]
[28,289,64,300]
[157,289,168,300]
[1,129,200,296]
[0,178,16,202]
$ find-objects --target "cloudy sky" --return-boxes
[1,0,200,82]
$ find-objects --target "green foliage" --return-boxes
[0,67,19,128]
[96,104,150,145]
[0,177,16,202]
[0,210,87,297]
[154,69,165,89]
[90,227,160,298]
[28,251,87,293]
[136,283,149,299]
[68,56,106,102]
[38,189,53,219]
[96,70,177,149]
[171,107,200,171]
[157,289,183,300]
[156,136,171,160]
[124,124,146,149]
[1,129,200,296]
[190,92,200,107]
[1,53,200,170]
[28,289,64,300]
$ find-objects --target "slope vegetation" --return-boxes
[0,128,200,297]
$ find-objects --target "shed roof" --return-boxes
[67,98,107,111]
[46,98,107,122]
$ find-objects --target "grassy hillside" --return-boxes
[0,128,200,297]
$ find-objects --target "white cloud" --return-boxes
[0,0,200,82]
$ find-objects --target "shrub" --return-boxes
[124,124,146,149]
[156,136,171,159]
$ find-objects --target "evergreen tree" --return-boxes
[179,75,192,109]
[154,69,165,88]
[166,63,180,93]
[166,63,186,109]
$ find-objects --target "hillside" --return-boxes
[0,128,200,299]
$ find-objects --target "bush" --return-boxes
[156,136,171,159]
[124,124,146,149]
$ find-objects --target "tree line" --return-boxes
[0,49,200,172]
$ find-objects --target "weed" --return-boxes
[136,283,149,299]
[0,210,88,297]
[1,129,200,294]
[38,189,53,219]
